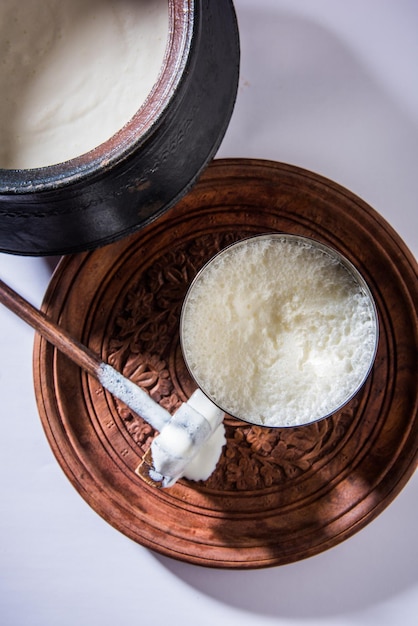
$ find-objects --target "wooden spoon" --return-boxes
[0,277,171,432]
[0,277,224,487]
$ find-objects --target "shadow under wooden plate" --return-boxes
[33,158,418,569]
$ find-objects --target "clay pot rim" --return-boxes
[0,0,192,193]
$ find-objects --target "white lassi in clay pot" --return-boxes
[0,0,240,255]
[0,0,169,169]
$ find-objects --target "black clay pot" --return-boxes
[0,0,240,256]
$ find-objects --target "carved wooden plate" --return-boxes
[34,159,418,569]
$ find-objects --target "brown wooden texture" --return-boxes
[0,278,101,378]
[33,159,418,569]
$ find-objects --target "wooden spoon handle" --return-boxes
[0,278,101,378]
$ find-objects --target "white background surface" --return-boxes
[1,1,417,624]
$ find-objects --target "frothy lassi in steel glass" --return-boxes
[180,234,379,428]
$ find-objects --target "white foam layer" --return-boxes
[0,0,168,168]
[182,236,378,427]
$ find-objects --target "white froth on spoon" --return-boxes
[99,363,225,486]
